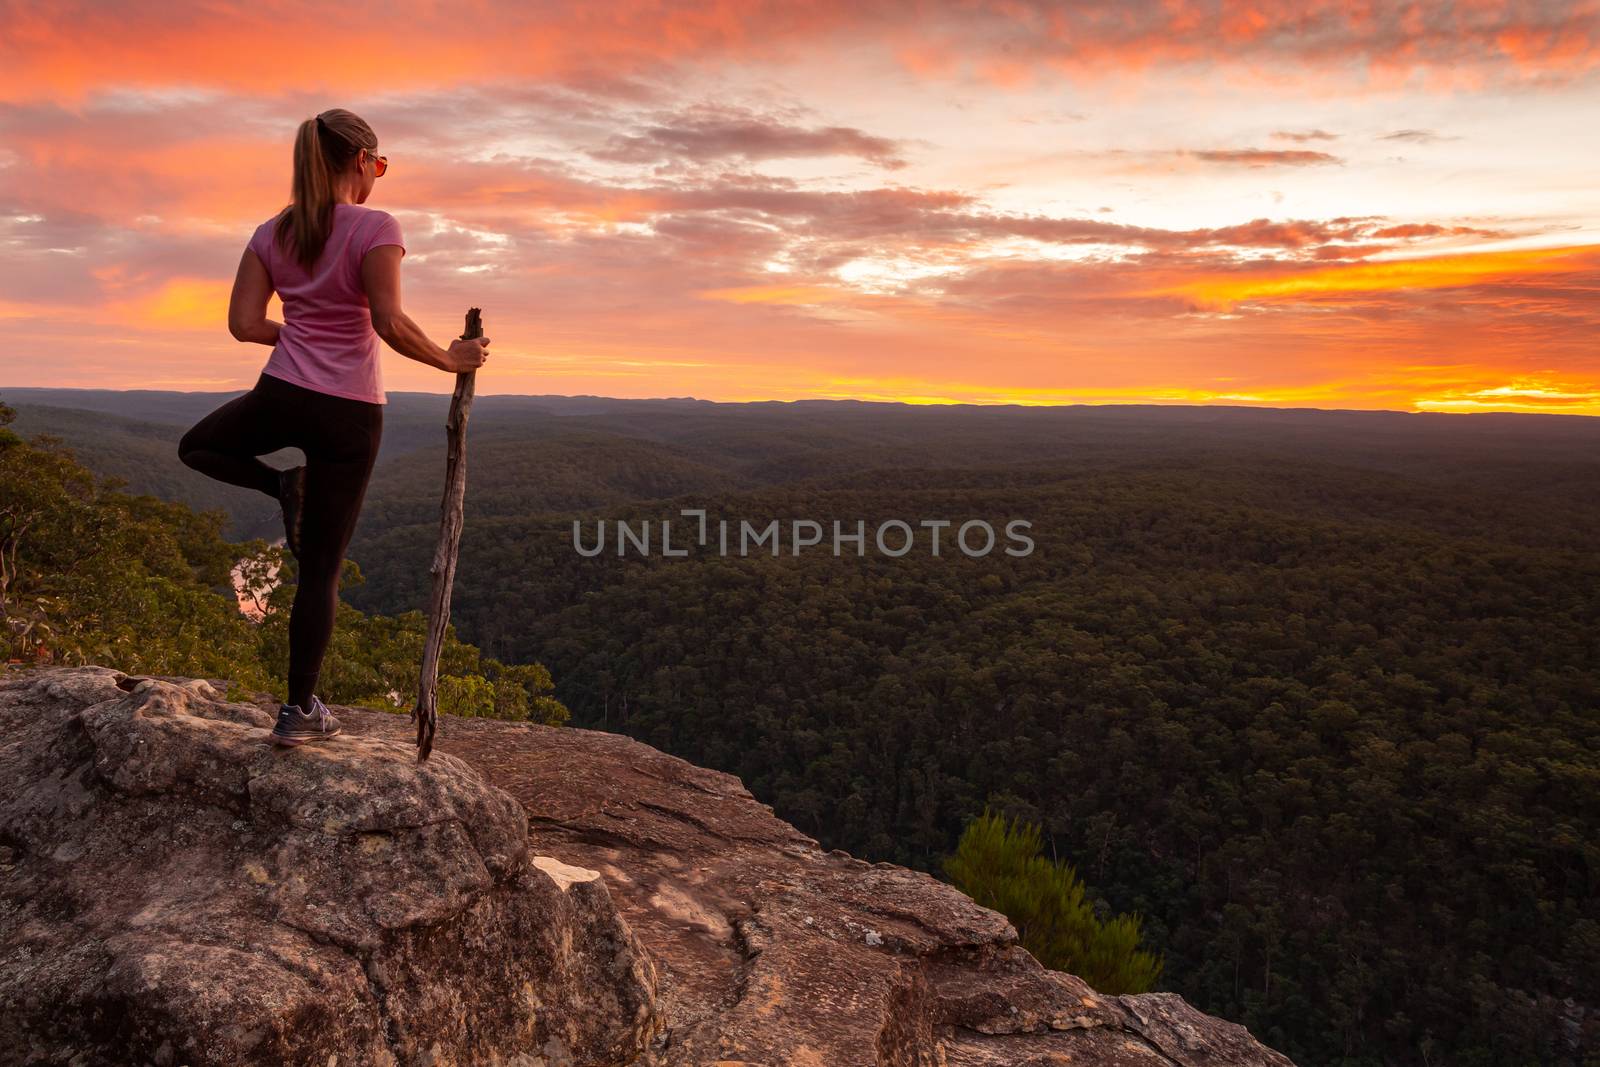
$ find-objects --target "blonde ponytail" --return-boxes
[272,108,378,272]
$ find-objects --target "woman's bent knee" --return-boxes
[176,432,201,469]
[177,414,220,463]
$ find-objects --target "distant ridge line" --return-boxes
[6,384,1600,422]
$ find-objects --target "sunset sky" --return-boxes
[3,1,1599,413]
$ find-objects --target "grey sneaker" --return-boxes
[270,694,341,747]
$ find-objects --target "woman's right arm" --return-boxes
[362,245,489,373]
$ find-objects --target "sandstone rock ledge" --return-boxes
[0,666,1296,1067]
[0,667,658,1067]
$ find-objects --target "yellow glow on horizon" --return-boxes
[803,377,1385,409]
[1414,378,1600,415]
[1146,245,1599,309]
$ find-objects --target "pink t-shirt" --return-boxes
[247,203,405,404]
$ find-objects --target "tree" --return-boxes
[0,399,271,688]
[439,673,495,717]
[483,658,571,726]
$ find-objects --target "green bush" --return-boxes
[944,809,1162,994]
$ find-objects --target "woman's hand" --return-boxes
[444,336,490,374]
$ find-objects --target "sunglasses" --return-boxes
[363,149,388,177]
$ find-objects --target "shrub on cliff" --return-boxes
[945,809,1163,994]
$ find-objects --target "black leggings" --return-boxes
[177,371,382,709]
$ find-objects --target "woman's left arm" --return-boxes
[227,248,282,346]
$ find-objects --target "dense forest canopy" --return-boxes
[7,386,1598,1066]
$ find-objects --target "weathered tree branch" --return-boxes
[411,307,480,761]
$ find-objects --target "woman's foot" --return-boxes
[270,694,341,747]
[277,465,306,559]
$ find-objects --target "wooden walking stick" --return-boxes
[412,307,481,761]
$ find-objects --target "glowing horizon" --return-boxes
[4,1,1600,415]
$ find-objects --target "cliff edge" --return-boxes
[0,666,1295,1067]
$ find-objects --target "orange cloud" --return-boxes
[5,1,1600,102]
[1188,149,1342,167]
[696,284,851,305]
[105,277,234,330]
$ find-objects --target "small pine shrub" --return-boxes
[944,809,1163,994]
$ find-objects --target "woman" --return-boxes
[178,107,490,747]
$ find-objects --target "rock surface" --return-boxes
[0,666,658,1067]
[0,665,1296,1067]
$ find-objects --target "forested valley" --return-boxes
[8,387,1597,1066]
